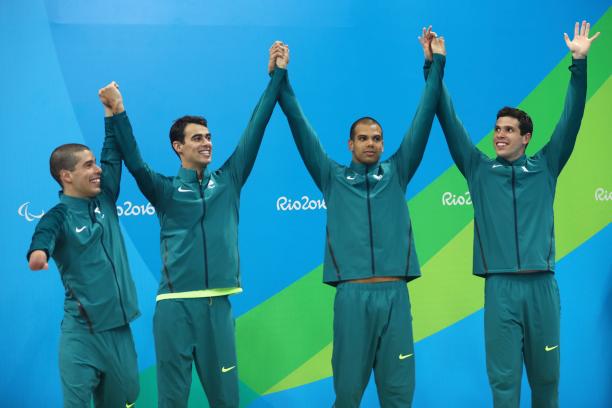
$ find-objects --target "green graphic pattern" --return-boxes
[137,10,612,406]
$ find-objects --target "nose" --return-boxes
[94,164,102,173]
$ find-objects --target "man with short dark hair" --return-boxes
[27,105,141,407]
[270,34,446,407]
[99,44,287,407]
[420,21,600,407]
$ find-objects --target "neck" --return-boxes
[181,163,205,180]
[62,188,91,199]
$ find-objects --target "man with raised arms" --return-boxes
[269,34,446,407]
[419,21,599,407]
[98,44,287,407]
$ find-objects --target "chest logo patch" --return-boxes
[178,186,193,193]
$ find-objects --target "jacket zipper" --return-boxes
[199,179,210,288]
[511,166,522,270]
[364,167,376,275]
[92,205,128,325]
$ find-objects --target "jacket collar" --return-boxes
[348,160,380,175]
[59,192,97,212]
[495,154,527,166]
[177,166,211,183]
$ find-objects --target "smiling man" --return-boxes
[420,21,600,407]
[271,34,445,407]
[98,43,287,407]
[27,126,141,405]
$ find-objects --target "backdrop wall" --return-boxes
[1,1,610,406]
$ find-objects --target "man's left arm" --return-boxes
[541,20,600,176]
[224,44,287,187]
[391,34,446,187]
[98,82,123,203]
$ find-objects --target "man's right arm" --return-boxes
[99,83,166,207]
[26,206,66,271]
[420,28,479,178]
[273,44,332,191]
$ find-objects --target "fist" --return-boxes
[98,81,124,113]
[29,250,48,271]
[268,41,289,74]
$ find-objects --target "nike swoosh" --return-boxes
[398,353,413,360]
[492,164,503,168]
[346,175,356,180]
[221,365,236,373]
[373,175,383,180]
[126,403,135,408]
[521,166,529,172]
[545,345,559,352]
[178,186,193,192]
[75,226,86,233]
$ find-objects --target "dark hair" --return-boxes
[349,116,383,140]
[49,143,90,187]
[496,107,533,136]
[169,115,208,157]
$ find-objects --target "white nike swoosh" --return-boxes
[521,166,529,172]
[221,365,236,373]
[75,226,86,233]
[373,174,383,180]
[346,175,356,180]
[492,164,503,168]
[178,186,193,192]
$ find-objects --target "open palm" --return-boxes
[564,20,600,59]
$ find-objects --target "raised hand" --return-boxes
[98,81,125,114]
[418,26,435,61]
[268,41,289,75]
[564,20,600,59]
[28,250,49,271]
[431,35,446,56]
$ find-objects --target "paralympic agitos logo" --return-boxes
[18,202,45,221]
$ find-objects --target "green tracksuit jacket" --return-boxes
[27,122,140,333]
[427,58,587,276]
[278,55,445,285]
[109,68,286,295]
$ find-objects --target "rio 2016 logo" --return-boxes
[441,191,472,206]
[276,195,326,211]
[594,188,612,201]
[116,201,156,217]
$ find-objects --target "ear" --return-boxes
[522,132,532,146]
[172,140,183,156]
[59,169,72,186]
[348,139,354,152]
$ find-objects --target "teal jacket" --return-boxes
[428,58,587,276]
[27,123,140,332]
[278,55,445,285]
[109,68,286,295]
